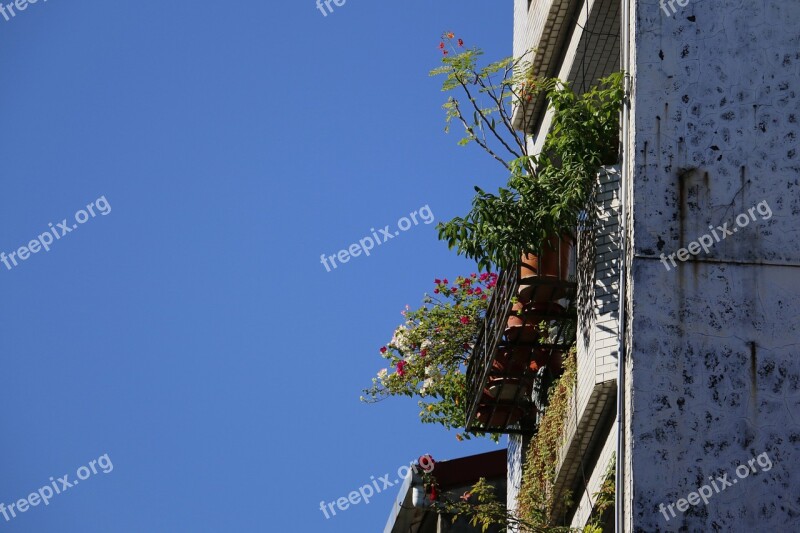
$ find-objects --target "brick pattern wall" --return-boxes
[577,166,621,413]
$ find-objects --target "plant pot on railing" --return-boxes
[519,234,575,302]
[504,301,566,343]
[505,301,538,342]
[529,347,565,374]
[492,345,536,375]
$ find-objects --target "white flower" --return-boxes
[420,378,433,395]
[390,325,413,353]
[425,365,442,378]
[377,368,388,382]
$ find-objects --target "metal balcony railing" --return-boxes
[465,242,577,435]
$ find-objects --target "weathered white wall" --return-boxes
[626,0,800,530]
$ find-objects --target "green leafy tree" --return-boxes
[431,34,624,271]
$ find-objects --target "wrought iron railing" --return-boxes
[465,242,577,435]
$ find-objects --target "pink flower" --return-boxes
[421,349,428,357]
[443,278,449,285]
[397,361,407,376]
[380,346,387,354]
[451,286,458,293]
[479,273,489,281]
[474,287,482,294]
[470,273,477,278]
[433,288,440,294]
[434,278,441,284]
[460,316,470,324]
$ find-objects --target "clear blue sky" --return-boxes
[0,2,511,531]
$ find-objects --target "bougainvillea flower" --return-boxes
[479,273,489,281]
[434,278,441,284]
[380,346,387,354]
[433,288,440,294]
[474,287,483,294]
[397,360,407,376]
[458,38,464,47]
[421,349,428,357]
[443,279,449,285]
[439,42,444,49]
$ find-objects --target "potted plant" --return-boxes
[361,273,498,441]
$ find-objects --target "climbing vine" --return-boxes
[517,348,578,528]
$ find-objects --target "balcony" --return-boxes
[465,239,577,435]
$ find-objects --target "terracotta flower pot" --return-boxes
[504,302,565,343]
[521,234,573,279]
[520,252,540,280]
[503,324,541,343]
[506,301,526,328]
[519,234,575,302]
[529,347,564,373]
[508,301,567,325]
[492,345,536,374]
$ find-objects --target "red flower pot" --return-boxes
[519,235,574,302]
[529,347,565,373]
[492,345,535,374]
[504,324,540,343]
[520,234,573,279]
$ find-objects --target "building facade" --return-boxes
[507,0,800,531]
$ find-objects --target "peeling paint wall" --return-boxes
[626,0,800,530]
